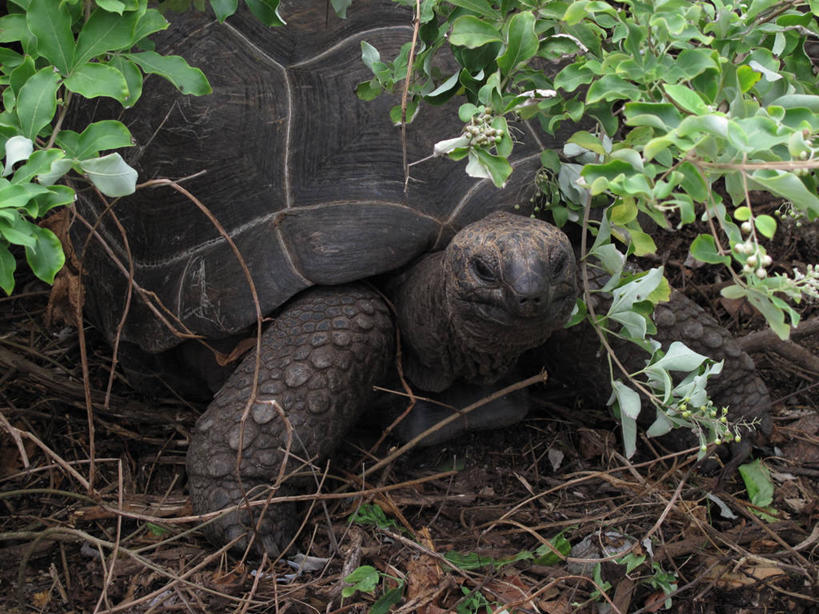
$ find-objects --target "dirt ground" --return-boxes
[0,211,817,613]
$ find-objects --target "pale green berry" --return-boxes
[741,221,752,233]
[714,438,722,445]
[746,255,758,267]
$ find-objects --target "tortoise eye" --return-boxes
[472,258,496,282]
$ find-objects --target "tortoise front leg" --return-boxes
[186,285,394,556]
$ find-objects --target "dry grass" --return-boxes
[0,217,817,613]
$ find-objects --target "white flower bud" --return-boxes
[746,255,758,267]
[741,221,752,233]
[756,268,767,279]
[762,254,772,266]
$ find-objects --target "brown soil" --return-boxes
[0,212,816,614]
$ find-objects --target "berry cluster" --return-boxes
[791,264,819,301]
[775,203,809,228]
[462,108,504,147]
[734,232,773,279]
[671,399,743,452]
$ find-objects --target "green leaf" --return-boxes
[629,228,656,256]
[737,65,761,93]
[33,184,75,215]
[0,182,51,209]
[0,244,15,295]
[342,565,380,597]
[75,9,141,67]
[2,135,34,177]
[563,0,590,25]
[37,159,73,186]
[745,289,790,340]
[360,41,381,72]
[586,74,643,104]
[244,0,286,27]
[652,341,708,372]
[10,149,63,183]
[733,206,751,221]
[125,51,212,95]
[720,284,747,300]
[738,460,774,507]
[690,234,730,265]
[754,214,777,239]
[568,130,605,156]
[95,0,126,13]
[450,15,502,48]
[447,0,500,18]
[370,585,404,614]
[108,56,143,107]
[466,148,512,188]
[15,67,59,140]
[132,9,169,43]
[64,63,130,102]
[554,63,595,93]
[624,102,683,131]
[0,14,31,44]
[749,170,819,216]
[210,0,239,21]
[533,532,571,566]
[25,224,64,284]
[74,120,133,159]
[79,153,138,197]
[677,161,707,201]
[355,79,382,101]
[444,551,495,570]
[497,11,538,74]
[663,83,709,115]
[610,380,640,457]
[26,0,75,74]
[0,213,39,247]
[10,56,36,95]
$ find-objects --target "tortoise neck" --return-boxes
[389,252,529,392]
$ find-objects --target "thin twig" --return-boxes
[401,0,421,193]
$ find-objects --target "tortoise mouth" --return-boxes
[472,289,576,328]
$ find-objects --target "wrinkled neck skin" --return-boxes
[388,252,557,392]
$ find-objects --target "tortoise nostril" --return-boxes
[519,296,541,305]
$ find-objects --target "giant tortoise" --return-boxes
[75,0,771,554]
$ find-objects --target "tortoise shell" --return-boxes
[78,0,561,352]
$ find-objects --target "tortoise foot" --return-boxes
[186,285,394,555]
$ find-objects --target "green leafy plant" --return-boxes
[342,564,405,613]
[739,458,779,521]
[0,0,285,295]
[360,0,819,455]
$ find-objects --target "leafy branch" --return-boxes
[0,0,285,295]
[359,0,819,454]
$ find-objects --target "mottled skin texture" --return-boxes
[187,285,395,553]
[187,212,770,555]
[187,212,577,554]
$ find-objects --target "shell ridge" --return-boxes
[444,151,542,227]
[124,200,438,270]
[275,225,311,285]
[222,21,292,208]
[288,25,413,70]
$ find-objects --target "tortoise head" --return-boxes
[443,211,578,352]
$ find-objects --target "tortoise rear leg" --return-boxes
[186,285,394,556]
